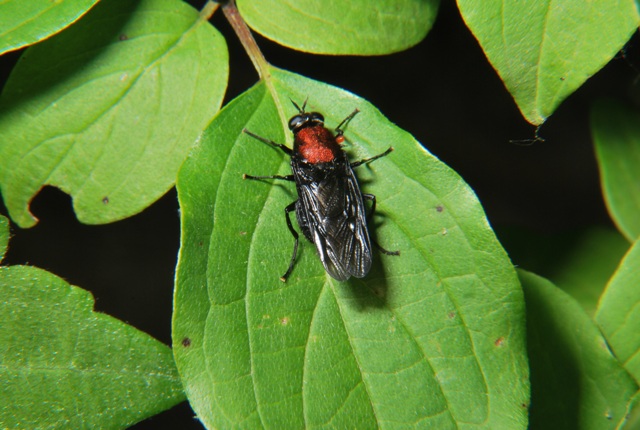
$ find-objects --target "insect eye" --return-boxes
[310,113,324,123]
[288,115,305,131]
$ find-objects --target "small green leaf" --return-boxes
[0,264,185,428]
[237,0,440,55]
[456,0,639,125]
[0,0,99,55]
[174,68,529,428]
[498,226,629,316]
[520,270,638,429]
[596,239,640,384]
[592,100,640,242]
[0,0,228,227]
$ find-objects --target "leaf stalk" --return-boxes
[222,0,270,80]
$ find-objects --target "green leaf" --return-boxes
[498,226,629,316]
[0,0,228,228]
[173,68,529,428]
[237,0,440,55]
[592,100,640,242]
[456,0,639,125]
[0,0,99,55]
[520,270,638,429]
[627,394,640,430]
[0,264,186,428]
[596,239,640,385]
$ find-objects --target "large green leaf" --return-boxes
[0,215,185,428]
[456,0,639,125]
[592,100,640,242]
[520,270,638,429]
[237,0,440,55]
[0,0,99,55]
[596,239,640,385]
[0,0,228,228]
[173,68,529,428]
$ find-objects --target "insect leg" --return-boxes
[243,174,294,181]
[243,128,293,155]
[362,193,377,220]
[351,147,394,168]
[281,202,299,282]
[335,109,360,138]
[363,194,400,256]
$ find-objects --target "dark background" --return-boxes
[1,1,637,428]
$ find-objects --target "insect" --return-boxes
[243,100,398,282]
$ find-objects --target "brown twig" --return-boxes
[221,0,270,80]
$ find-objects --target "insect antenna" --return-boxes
[290,98,308,113]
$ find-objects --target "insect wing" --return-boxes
[295,164,372,281]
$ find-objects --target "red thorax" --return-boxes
[294,125,341,164]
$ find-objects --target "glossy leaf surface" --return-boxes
[457,0,639,125]
[0,0,228,227]
[0,215,185,428]
[592,100,640,242]
[0,0,99,55]
[521,270,638,429]
[237,0,440,55]
[596,239,640,385]
[173,68,529,428]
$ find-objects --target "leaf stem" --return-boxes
[199,0,219,20]
[222,0,270,80]
[222,0,287,135]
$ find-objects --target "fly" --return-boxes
[243,100,398,282]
